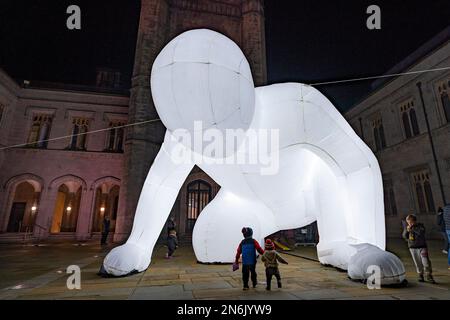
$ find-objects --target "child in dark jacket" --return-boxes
[402,214,436,283]
[235,227,264,290]
[261,239,288,290]
[166,229,178,259]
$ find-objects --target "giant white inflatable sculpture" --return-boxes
[102,29,405,284]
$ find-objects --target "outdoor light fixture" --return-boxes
[31,206,37,213]
[66,206,72,213]
[102,29,405,284]
[100,206,105,213]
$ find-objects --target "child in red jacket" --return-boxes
[235,227,264,290]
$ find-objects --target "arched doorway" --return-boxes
[51,183,82,233]
[91,184,119,232]
[186,180,211,233]
[6,181,41,232]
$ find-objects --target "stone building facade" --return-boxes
[0,69,129,242]
[345,27,450,238]
[0,0,267,243]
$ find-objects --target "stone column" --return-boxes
[33,187,56,241]
[115,0,170,242]
[76,187,94,241]
[241,0,267,86]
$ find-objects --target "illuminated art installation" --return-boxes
[102,29,405,284]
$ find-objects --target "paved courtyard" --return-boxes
[0,239,449,300]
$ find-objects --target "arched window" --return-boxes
[379,124,386,149]
[51,184,82,233]
[415,182,426,213]
[373,127,381,151]
[91,184,120,232]
[383,179,397,216]
[371,117,387,151]
[441,92,450,123]
[28,114,52,148]
[69,118,89,150]
[402,112,412,139]
[409,109,420,136]
[7,181,40,232]
[186,180,211,233]
[423,180,435,213]
[106,121,126,152]
[412,170,436,213]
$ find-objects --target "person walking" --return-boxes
[443,204,450,270]
[166,229,178,259]
[101,216,110,246]
[235,227,264,290]
[436,207,448,254]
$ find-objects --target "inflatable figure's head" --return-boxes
[151,29,255,134]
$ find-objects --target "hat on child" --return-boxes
[241,227,253,238]
[265,239,275,250]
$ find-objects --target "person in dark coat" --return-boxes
[235,227,264,290]
[166,229,178,259]
[443,204,450,269]
[402,214,435,283]
[436,207,448,254]
[101,216,110,246]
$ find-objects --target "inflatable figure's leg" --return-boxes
[101,133,194,276]
[192,189,278,263]
[301,86,405,283]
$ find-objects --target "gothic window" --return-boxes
[409,108,420,136]
[399,99,419,139]
[0,104,4,125]
[412,170,436,213]
[383,179,397,216]
[437,80,450,123]
[106,121,125,152]
[69,118,89,150]
[371,117,387,151]
[27,114,53,148]
[186,180,211,233]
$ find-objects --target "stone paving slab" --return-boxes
[0,240,449,300]
[130,285,193,300]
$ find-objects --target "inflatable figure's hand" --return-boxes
[102,243,150,276]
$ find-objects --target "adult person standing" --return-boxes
[436,207,448,254]
[443,204,450,270]
[101,216,111,246]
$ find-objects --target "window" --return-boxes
[399,99,420,139]
[437,80,450,123]
[27,114,53,148]
[0,104,4,124]
[383,179,397,216]
[106,121,125,152]
[412,170,436,213]
[69,118,89,150]
[186,180,211,233]
[371,116,387,151]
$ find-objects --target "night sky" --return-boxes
[0,0,449,112]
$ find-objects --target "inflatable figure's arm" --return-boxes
[101,132,194,276]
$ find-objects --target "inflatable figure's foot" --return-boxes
[101,242,150,277]
[347,243,406,285]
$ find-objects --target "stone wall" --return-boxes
[345,41,450,239]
